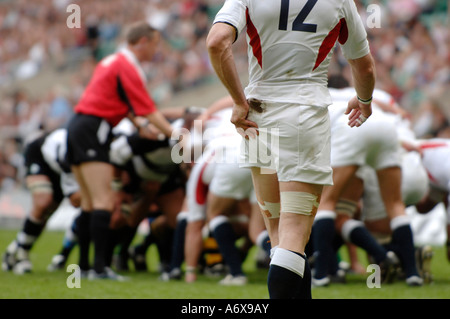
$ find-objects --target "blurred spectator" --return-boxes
[43,85,74,132]
[0,138,24,193]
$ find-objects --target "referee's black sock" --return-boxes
[268,248,311,299]
[90,209,111,274]
[75,210,92,271]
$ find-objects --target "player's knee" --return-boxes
[280,191,319,216]
[336,199,358,218]
[28,180,54,211]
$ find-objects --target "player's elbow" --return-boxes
[206,33,227,56]
[206,25,234,57]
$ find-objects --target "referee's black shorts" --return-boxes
[66,113,114,165]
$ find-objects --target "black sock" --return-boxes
[90,209,111,273]
[155,227,174,273]
[312,215,336,279]
[105,228,121,268]
[391,219,419,277]
[169,214,188,271]
[75,211,92,271]
[343,220,387,264]
[118,225,138,259]
[17,217,46,250]
[300,255,312,299]
[268,248,310,299]
[210,216,244,277]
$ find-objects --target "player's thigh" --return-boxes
[156,187,185,228]
[250,167,279,204]
[71,165,93,211]
[376,166,405,218]
[78,161,115,210]
[319,165,359,210]
[209,162,253,200]
[206,192,237,220]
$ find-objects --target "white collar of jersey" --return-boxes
[119,47,147,84]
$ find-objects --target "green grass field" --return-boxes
[1,229,449,299]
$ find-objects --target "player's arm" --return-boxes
[196,95,234,122]
[117,67,174,138]
[145,110,173,138]
[345,53,375,127]
[348,54,375,104]
[344,53,375,127]
[206,23,247,107]
[206,22,257,136]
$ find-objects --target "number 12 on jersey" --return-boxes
[279,0,318,33]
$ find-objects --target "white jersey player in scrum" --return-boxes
[207,0,375,298]
[313,85,425,286]
[180,100,268,285]
[415,138,450,262]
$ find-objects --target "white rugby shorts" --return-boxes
[330,111,401,170]
[359,151,428,221]
[186,148,216,223]
[240,102,333,186]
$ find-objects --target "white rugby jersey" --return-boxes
[214,0,369,107]
[419,138,450,191]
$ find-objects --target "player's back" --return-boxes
[420,138,450,190]
[219,0,368,106]
[246,0,347,82]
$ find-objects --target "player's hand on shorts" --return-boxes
[345,96,372,128]
[231,103,258,139]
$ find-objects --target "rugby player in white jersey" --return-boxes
[415,138,450,262]
[207,0,374,298]
[357,90,432,284]
[313,83,425,286]
[175,97,270,285]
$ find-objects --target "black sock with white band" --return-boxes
[268,248,311,299]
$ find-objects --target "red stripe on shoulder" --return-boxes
[313,18,346,71]
[246,8,262,68]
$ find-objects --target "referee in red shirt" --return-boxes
[66,21,174,279]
